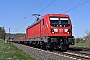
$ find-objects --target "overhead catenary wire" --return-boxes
[12,0,90,33]
[25,0,56,26]
[38,0,56,13]
[75,0,84,5]
[34,0,47,13]
[11,0,42,33]
[62,0,84,13]
[11,0,40,29]
[12,17,34,33]
[57,0,76,13]
[15,17,34,32]
[14,0,47,32]
[64,0,90,13]
[21,0,90,33]
[22,0,47,25]
[25,0,42,18]
[15,0,56,32]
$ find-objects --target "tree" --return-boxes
[75,38,81,43]
[75,37,84,43]
[0,27,6,40]
[84,30,90,48]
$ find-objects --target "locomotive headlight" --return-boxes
[51,29,55,34]
[64,29,70,34]
[64,29,68,32]
[51,29,58,34]
[68,29,70,34]
[54,29,58,32]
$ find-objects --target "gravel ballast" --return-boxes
[13,43,74,60]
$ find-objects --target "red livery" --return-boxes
[13,14,74,50]
[26,14,74,50]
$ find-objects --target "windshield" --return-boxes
[50,17,59,25]
[60,20,69,24]
[50,17,70,27]
[50,20,59,25]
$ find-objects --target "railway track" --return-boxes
[14,43,90,60]
[47,48,90,60]
[40,46,90,60]
[51,50,90,60]
[64,51,90,60]
[30,45,90,60]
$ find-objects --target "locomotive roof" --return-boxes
[26,14,69,29]
[44,14,69,17]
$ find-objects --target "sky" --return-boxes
[0,0,90,38]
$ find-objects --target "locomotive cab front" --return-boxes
[46,14,75,50]
[50,17,71,35]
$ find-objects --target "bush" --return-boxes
[84,30,90,48]
[0,27,6,40]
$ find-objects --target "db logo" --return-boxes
[60,29,63,33]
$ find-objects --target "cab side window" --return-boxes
[43,19,44,25]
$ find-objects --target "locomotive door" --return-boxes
[40,19,44,38]
[40,20,42,38]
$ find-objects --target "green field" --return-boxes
[71,43,85,47]
[0,39,35,60]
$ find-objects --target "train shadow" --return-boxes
[52,47,82,52]
[68,47,82,51]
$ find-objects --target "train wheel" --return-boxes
[40,43,47,50]
[60,44,69,50]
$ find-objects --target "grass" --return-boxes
[0,39,35,60]
[71,43,85,47]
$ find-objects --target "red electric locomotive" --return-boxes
[26,14,74,50]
